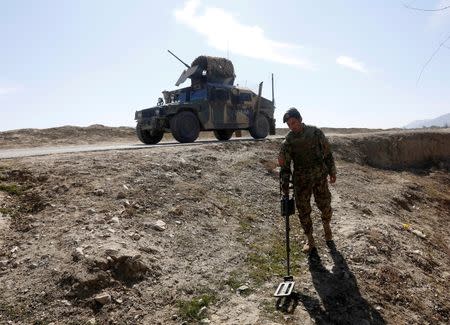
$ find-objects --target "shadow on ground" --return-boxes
[285,242,385,325]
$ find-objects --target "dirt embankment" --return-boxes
[331,130,450,170]
[0,125,137,149]
[0,126,449,324]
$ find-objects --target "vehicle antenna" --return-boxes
[271,73,275,106]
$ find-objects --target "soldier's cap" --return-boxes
[283,107,302,123]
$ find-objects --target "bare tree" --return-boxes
[417,34,450,84]
[403,3,450,12]
[403,2,450,83]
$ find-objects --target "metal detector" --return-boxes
[274,177,296,309]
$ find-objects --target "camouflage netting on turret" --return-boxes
[191,56,235,85]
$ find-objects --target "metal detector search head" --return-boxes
[274,275,295,297]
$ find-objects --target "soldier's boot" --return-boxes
[323,222,333,242]
[302,233,316,254]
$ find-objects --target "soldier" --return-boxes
[278,108,336,253]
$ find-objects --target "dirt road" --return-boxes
[0,137,284,159]
[0,127,449,324]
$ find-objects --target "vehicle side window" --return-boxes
[239,93,251,103]
[211,88,229,101]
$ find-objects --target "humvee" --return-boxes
[134,51,276,144]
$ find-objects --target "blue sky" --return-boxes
[1,0,449,131]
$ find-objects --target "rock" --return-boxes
[169,206,183,215]
[153,220,166,231]
[94,189,105,196]
[132,233,141,241]
[0,260,9,267]
[72,247,84,261]
[366,256,379,264]
[104,245,120,257]
[94,292,111,305]
[368,245,377,253]
[116,192,126,199]
[87,318,96,325]
[412,229,426,239]
[199,319,210,324]
[237,285,249,293]
[171,314,178,320]
[110,217,120,224]
[441,271,450,279]
[138,245,160,254]
[175,220,182,225]
[87,208,96,215]
[53,184,69,194]
[123,184,129,191]
[123,200,131,207]
[197,306,207,317]
[60,299,72,306]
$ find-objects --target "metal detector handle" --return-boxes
[281,196,295,217]
[285,211,291,276]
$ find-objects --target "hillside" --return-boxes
[0,127,449,324]
[404,113,450,129]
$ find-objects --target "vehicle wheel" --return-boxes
[136,123,164,144]
[213,129,234,141]
[249,114,269,139]
[170,111,200,143]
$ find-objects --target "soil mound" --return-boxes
[0,125,136,149]
[331,130,450,170]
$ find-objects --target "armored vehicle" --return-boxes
[134,51,276,144]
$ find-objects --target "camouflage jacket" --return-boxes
[279,124,336,187]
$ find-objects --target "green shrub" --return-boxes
[0,183,22,195]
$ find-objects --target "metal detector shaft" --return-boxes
[285,213,291,276]
[274,210,295,298]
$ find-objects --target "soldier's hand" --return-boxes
[329,174,336,184]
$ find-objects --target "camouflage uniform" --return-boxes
[279,124,336,237]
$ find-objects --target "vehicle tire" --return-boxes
[170,111,200,143]
[249,114,269,139]
[136,123,164,144]
[213,129,234,141]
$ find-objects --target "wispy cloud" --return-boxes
[336,56,368,73]
[0,87,19,96]
[173,0,313,69]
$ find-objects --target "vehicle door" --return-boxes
[209,87,229,128]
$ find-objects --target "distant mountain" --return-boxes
[404,113,450,129]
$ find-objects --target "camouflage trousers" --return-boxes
[293,175,332,235]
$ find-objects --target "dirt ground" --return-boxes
[0,126,449,325]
